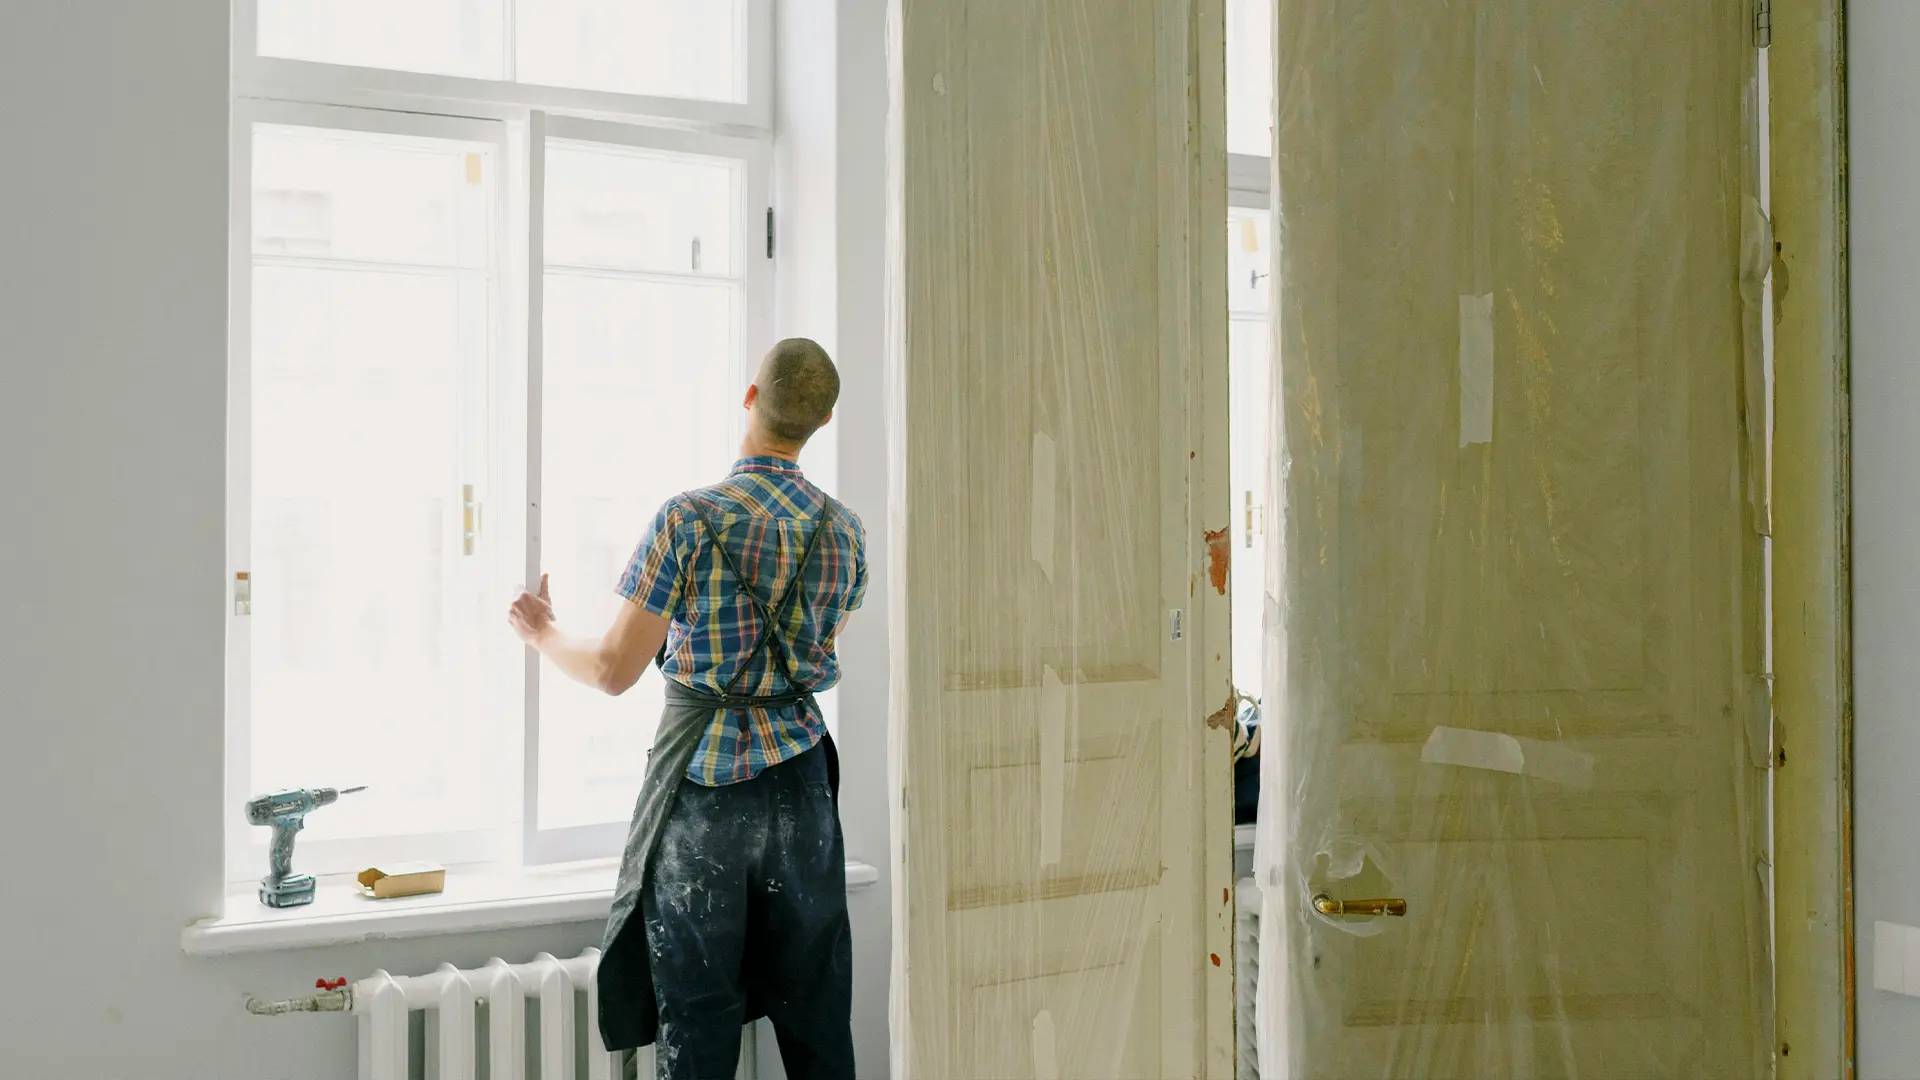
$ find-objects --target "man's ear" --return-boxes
[743,383,759,409]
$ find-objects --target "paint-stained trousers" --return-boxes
[635,742,854,1080]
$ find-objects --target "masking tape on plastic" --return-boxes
[1421,725,1592,788]
[1032,431,1057,581]
[1458,293,1494,447]
[1032,1009,1060,1080]
[1040,664,1066,866]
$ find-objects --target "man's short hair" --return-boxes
[756,338,840,445]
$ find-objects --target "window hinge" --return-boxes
[766,207,775,259]
[1755,0,1771,48]
[234,571,251,616]
[462,484,480,556]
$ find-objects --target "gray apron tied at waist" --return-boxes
[598,501,841,1053]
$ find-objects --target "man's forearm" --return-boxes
[529,627,621,694]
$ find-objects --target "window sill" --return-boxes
[183,858,882,957]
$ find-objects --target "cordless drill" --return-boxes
[245,786,365,908]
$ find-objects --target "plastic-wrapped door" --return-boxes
[886,0,1236,1076]
[1260,1,1772,1077]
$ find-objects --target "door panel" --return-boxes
[887,0,1233,1076]
[1270,1,1769,1077]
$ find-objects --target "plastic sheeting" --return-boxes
[885,0,1234,1077]
[1255,2,1772,1078]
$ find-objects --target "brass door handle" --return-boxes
[1312,893,1407,917]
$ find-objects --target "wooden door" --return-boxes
[1270,1,1770,1077]
[886,1,1235,1077]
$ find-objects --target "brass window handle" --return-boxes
[1312,893,1407,917]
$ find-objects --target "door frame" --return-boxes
[1768,0,1854,1076]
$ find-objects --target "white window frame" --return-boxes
[522,112,772,866]
[225,2,773,886]
[225,100,516,882]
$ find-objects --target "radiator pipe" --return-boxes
[244,988,352,1016]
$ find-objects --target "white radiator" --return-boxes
[349,948,753,1080]
[1235,877,1261,1080]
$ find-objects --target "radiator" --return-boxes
[1235,877,1261,1080]
[348,948,753,1080]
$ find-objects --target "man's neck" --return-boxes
[739,433,802,463]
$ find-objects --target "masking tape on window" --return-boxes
[1421,725,1592,788]
[1040,664,1066,866]
[1032,431,1057,581]
[1458,293,1494,447]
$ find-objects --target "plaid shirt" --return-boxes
[617,457,867,786]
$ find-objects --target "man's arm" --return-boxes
[509,574,670,696]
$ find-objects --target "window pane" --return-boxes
[1228,208,1272,316]
[258,0,506,80]
[516,0,745,103]
[544,142,738,277]
[254,126,492,268]
[248,126,503,846]
[538,274,738,829]
[1226,0,1273,156]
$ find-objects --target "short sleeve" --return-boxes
[843,515,869,613]
[616,501,687,617]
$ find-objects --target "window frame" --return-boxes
[1228,153,1271,211]
[225,100,517,882]
[225,4,774,886]
[522,112,772,866]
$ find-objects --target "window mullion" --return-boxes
[519,110,548,867]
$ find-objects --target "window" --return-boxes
[1226,0,1274,158]
[239,0,769,127]
[226,4,770,883]
[1226,1,1273,702]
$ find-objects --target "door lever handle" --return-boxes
[1312,893,1407,917]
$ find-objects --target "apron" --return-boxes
[597,501,842,1053]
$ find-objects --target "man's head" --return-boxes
[745,338,839,451]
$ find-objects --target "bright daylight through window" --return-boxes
[1225,0,1274,707]
[227,0,768,884]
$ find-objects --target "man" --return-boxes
[508,338,865,1079]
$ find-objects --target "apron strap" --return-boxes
[653,496,836,709]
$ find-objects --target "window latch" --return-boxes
[462,484,481,556]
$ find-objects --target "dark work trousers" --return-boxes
[640,741,854,1080]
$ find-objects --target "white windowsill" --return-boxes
[1234,824,1256,852]
[183,858,882,957]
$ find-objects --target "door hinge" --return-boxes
[1755,0,1771,48]
[234,571,251,616]
[766,207,775,259]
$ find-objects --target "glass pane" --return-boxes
[517,0,745,103]
[1226,0,1274,156]
[248,127,502,846]
[254,125,492,268]
[544,142,738,277]
[538,274,738,829]
[257,0,506,80]
[1228,208,1272,316]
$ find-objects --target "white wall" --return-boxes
[1851,3,1920,1075]
[770,0,893,1075]
[0,1,870,1076]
